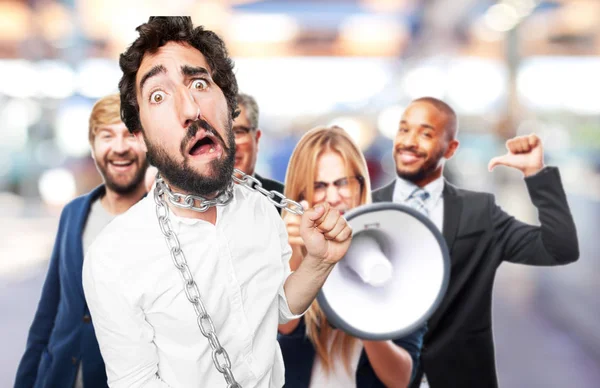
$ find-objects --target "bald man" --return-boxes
[373,97,579,388]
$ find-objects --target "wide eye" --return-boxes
[192,79,208,90]
[150,91,165,104]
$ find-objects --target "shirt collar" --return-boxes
[393,174,445,204]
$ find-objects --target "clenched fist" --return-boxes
[299,201,352,267]
[488,133,545,177]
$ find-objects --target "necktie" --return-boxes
[408,187,431,388]
[407,187,430,217]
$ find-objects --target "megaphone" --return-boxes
[316,202,450,341]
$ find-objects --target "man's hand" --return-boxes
[488,133,545,177]
[300,201,352,267]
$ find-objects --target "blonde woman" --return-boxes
[278,126,426,388]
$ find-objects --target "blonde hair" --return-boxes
[283,125,372,374]
[88,94,122,143]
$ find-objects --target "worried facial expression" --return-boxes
[312,151,362,214]
[134,42,235,197]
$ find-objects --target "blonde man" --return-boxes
[15,94,149,388]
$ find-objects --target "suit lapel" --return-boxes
[442,182,462,253]
[372,180,396,202]
[73,186,105,300]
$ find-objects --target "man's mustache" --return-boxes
[395,146,426,158]
[180,120,229,155]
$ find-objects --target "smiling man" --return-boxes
[82,17,352,388]
[373,97,579,388]
[15,94,148,388]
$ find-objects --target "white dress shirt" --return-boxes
[392,175,444,388]
[83,184,301,388]
[392,175,445,232]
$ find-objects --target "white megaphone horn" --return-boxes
[316,202,450,341]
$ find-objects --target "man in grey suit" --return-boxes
[373,97,579,388]
[233,93,285,212]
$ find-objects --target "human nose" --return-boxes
[177,89,200,128]
[325,184,342,206]
[399,130,418,148]
[112,134,131,154]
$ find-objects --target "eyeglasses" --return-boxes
[313,176,364,202]
[233,126,254,141]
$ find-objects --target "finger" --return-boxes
[300,200,309,211]
[303,202,329,228]
[506,138,523,154]
[284,214,301,227]
[488,154,521,171]
[488,155,504,171]
[315,207,340,234]
[286,224,301,238]
[288,236,304,246]
[323,216,347,240]
[333,224,353,243]
[528,133,539,148]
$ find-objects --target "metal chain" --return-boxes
[158,168,304,215]
[153,169,303,387]
[231,169,304,215]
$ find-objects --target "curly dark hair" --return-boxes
[118,16,239,133]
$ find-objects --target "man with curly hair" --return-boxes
[82,17,353,388]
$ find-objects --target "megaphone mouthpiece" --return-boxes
[343,233,393,287]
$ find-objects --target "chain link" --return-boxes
[153,169,304,387]
[154,182,241,388]
[231,169,304,215]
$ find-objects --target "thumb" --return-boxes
[488,155,504,172]
[302,201,328,227]
[488,153,521,172]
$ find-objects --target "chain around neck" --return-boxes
[154,173,235,213]
[154,169,304,215]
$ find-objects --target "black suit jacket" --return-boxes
[372,167,579,388]
[254,173,285,214]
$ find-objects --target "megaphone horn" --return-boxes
[316,202,450,341]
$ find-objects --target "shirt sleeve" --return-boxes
[82,244,172,388]
[275,214,306,324]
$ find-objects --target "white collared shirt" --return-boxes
[83,185,300,388]
[392,175,445,232]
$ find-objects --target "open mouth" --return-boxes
[189,135,219,156]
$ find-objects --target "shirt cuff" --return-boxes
[277,275,307,324]
[524,165,552,180]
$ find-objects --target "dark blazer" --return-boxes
[372,167,579,388]
[15,186,109,388]
[255,173,285,214]
[279,317,427,388]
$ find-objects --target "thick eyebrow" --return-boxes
[139,64,166,94]
[400,120,436,131]
[181,65,210,78]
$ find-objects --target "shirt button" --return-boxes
[71,357,78,365]
[83,314,91,323]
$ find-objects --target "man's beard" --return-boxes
[396,146,445,183]
[96,153,148,195]
[145,119,236,197]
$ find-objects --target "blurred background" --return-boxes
[1,0,599,386]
